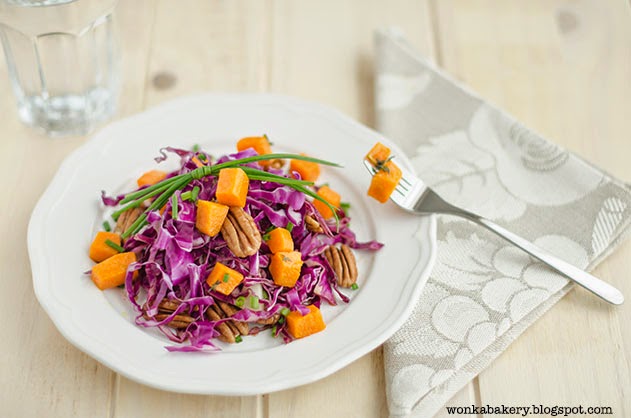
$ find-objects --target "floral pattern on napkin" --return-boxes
[375,29,631,418]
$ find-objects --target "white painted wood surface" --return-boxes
[1,1,628,416]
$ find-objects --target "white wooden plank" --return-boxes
[0,0,155,416]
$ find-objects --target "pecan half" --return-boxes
[217,301,249,336]
[143,312,194,329]
[305,214,323,233]
[324,244,358,288]
[206,306,237,343]
[206,302,249,343]
[158,299,181,313]
[221,207,262,258]
[256,313,281,325]
[268,159,285,170]
[115,207,144,236]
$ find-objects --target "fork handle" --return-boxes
[462,213,624,305]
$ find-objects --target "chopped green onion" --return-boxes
[271,325,277,336]
[262,225,275,241]
[235,296,245,308]
[222,273,230,283]
[250,295,260,309]
[278,316,285,324]
[191,186,200,201]
[192,144,200,152]
[181,190,192,201]
[340,202,351,215]
[280,307,290,316]
[105,239,124,253]
[262,289,269,300]
[198,153,207,161]
[351,283,359,290]
[286,221,294,232]
[235,335,243,343]
[171,194,179,220]
[102,221,111,232]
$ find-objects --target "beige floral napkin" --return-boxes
[375,29,631,418]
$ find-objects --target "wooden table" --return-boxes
[2,1,630,417]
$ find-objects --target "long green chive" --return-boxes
[235,296,245,308]
[119,175,181,205]
[351,283,359,290]
[280,307,290,316]
[239,167,314,186]
[171,193,179,220]
[286,221,294,232]
[113,153,341,240]
[102,221,111,232]
[235,335,243,343]
[293,184,339,223]
[250,295,260,309]
[121,176,191,239]
[113,180,178,220]
[105,239,124,253]
[222,273,230,283]
[211,153,341,171]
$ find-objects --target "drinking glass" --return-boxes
[0,0,119,136]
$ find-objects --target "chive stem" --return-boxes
[102,221,111,232]
[105,239,125,253]
[171,193,179,220]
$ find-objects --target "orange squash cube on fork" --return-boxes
[367,161,402,203]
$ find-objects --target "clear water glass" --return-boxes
[0,0,119,136]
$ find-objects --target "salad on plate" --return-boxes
[87,136,387,352]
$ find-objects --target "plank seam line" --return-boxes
[109,373,119,418]
[140,4,159,110]
[427,0,444,66]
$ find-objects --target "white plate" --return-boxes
[28,94,436,395]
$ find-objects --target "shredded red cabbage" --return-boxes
[105,147,383,351]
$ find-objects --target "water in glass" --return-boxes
[0,0,119,136]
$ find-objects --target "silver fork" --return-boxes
[364,159,624,305]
